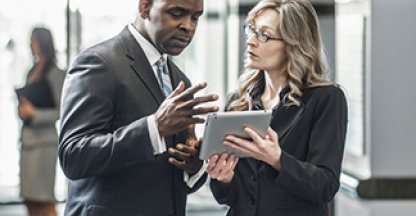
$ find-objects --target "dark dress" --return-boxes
[210,84,348,216]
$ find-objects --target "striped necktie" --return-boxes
[155,57,172,96]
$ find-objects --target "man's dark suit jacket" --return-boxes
[211,84,348,216]
[59,27,206,216]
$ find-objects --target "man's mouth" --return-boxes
[173,37,191,46]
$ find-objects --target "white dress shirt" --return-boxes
[127,24,206,187]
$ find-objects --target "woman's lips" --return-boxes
[248,51,257,57]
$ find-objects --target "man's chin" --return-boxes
[165,47,187,56]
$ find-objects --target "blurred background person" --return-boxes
[206,0,348,215]
[17,27,65,216]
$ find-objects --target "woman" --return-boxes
[206,0,348,215]
[17,27,65,216]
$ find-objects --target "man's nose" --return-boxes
[179,17,196,33]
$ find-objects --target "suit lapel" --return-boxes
[167,58,181,90]
[120,27,165,105]
[130,57,166,105]
[270,97,304,139]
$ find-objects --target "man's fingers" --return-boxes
[194,138,201,150]
[175,82,207,101]
[168,147,191,162]
[180,94,219,108]
[176,144,198,156]
[168,81,185,98]
[191,106,219,115]
[169,157,187,169]
[189,117,206,125]
[187,124,197,142]
[20,97,29,104]
[175,105,218,116]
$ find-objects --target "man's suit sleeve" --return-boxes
[59,51,155,180]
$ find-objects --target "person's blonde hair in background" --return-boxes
[229,0,333,111]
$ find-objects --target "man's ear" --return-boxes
[139,0,151,19]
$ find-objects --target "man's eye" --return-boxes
[170,12,183,17]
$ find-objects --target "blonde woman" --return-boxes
[206,0,348,215]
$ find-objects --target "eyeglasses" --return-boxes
[244,24,284,43]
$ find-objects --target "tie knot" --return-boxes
[156,57,166,68]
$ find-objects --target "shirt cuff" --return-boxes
[184,160,207,188]
[147,115,167,155]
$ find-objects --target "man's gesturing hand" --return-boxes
[154,81,219,137]
[168,125,203,175]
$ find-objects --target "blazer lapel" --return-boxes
[166,58,181,89]
[120,27,165,105]
[270,96,304,139]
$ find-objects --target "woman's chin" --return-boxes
[247,62,260,70]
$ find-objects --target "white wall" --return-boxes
[369,0,416,178]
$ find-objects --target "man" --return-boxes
[59,0,217,215]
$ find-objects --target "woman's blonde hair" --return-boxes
[229,0,334,111]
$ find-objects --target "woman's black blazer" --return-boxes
[211,85,348,216]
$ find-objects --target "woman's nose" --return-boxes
[246,33,258,47]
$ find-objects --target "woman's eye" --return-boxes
[261,33,269,38]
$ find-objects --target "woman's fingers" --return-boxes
[206,152,238,182]
[224,156,239,176]
[267,127,278,142]
[206,154,219,172]
[244,127,263,143]
[223,135,256,157]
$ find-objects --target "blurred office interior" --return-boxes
[0,0,415,215]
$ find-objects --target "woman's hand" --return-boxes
[17,97,36,121]
[223,127,282,170]
[206,152,239,184]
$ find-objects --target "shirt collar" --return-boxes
[128,24,167,65]
[250,77,292,110]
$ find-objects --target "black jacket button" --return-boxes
[249,196,256,205]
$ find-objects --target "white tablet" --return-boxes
[199,110,273,160]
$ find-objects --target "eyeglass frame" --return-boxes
[244,24,284,43]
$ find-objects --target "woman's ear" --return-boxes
[139,0,151,19]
